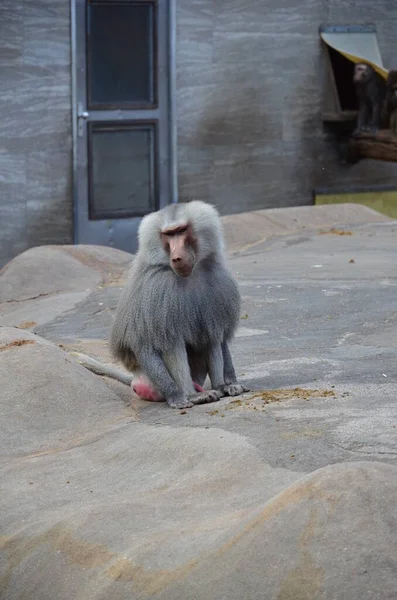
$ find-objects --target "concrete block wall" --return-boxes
[175,0,397,215]
[0,0,396,267]
[0,0,72,268]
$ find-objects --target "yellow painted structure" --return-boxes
[320,30,388,79]
[315,191,397,218]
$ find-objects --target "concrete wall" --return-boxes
[1,0,396,267]
[0,0,72,268]
[175,0,397,215]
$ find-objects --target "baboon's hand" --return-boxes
[219,383,249,397]
[190,389,222,405]
[167,396,194,409]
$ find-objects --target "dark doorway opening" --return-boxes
[327,47,358,111]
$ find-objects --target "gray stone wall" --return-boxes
[175,0,397,215]
[0,0,72,268]
[0,0,396,267]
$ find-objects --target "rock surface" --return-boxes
[0,204,397,599]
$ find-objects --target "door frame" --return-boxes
[70,0,178,247]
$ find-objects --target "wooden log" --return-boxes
[347,129,397,163]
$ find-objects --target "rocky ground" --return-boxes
[1,203,396,600]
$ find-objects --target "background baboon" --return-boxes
[352,62,386,136]
[384,69,397,133]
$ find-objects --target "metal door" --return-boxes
[72,0,176,253]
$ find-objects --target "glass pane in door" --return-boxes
[88,122,158,220]
[87,1,156,107]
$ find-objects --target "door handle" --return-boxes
[77,110,89,137]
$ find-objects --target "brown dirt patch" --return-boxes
[249,387,336,403]
[318,228,353,236]
[0,339,35,352]
[221,388,337,413]
[17,321,37,329]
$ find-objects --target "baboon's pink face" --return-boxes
[160,223,197,277]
